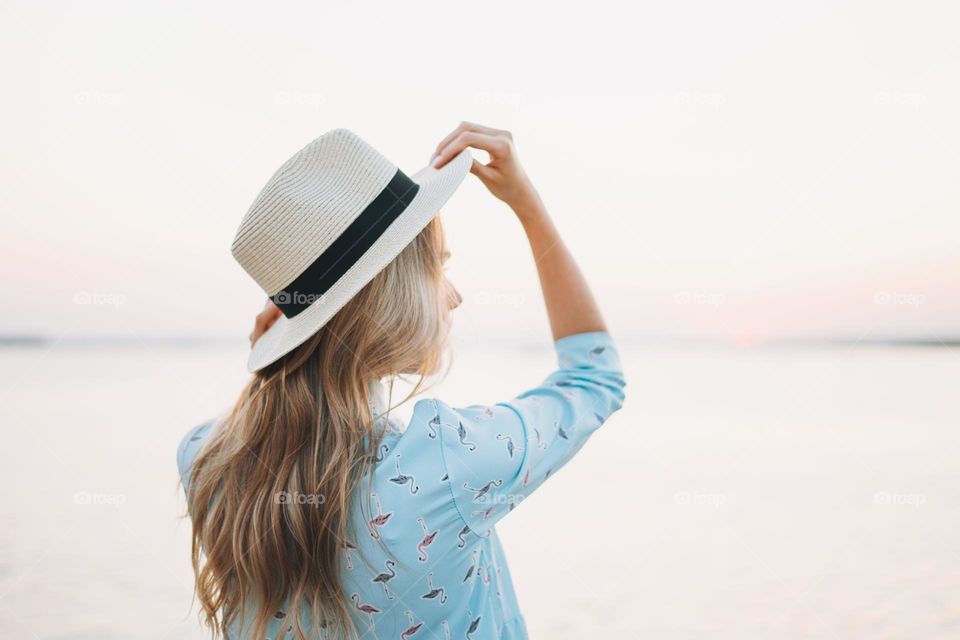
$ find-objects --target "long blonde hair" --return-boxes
[186,217,449,639]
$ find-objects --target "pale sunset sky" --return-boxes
[1,1,957,346]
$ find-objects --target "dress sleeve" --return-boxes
[432,330,626,538]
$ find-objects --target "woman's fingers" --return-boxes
[433,131,512,169]
[431,122,512,165]
[249,300,282,345]
[432,123,468,159]
[470,158,493,180]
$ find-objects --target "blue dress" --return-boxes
[178,331,626,639]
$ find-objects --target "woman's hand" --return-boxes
[431,122,544,220]
[249,300,281,346]
[436,122,606,340]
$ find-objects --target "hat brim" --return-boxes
[246,148,473,372]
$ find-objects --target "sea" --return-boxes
[0,338,957,639]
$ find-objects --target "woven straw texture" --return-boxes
[231,129,472,371]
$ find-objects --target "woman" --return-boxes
[178,123,626,639]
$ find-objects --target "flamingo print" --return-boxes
[427,413,441,439]
[368,493,393,540]
[477,564,491,585]
[351,593,380,629]
[457,523,472,548]
[441,620,451,640]
[401,610,423,639]
[271,610,298,635]
[473,407,496,421]
[420,572,447,604]
[463,548,480,582]
[463,479,503,502]
[389,455,420,495]
[343,539,357,570]
[466,610,482,639]
[454,420,477,451]
[591,345,606,356]
[496,433,516,458]
[366,443,389,465]
[416,517,438,562]
[556,421,570,440]
[534,427,546,449]
[522,469,531,487]
[472,506,495,521]
[371,559,396,599]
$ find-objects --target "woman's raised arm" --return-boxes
[432,121,607,341]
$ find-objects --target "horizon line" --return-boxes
[0,333,957,350]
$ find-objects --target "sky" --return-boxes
[0,1,957,346]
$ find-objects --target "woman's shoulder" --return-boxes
[393,397,524,487]
[371,398,480,483]
[394,397,519,448]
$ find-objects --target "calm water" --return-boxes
[0,341,957,639]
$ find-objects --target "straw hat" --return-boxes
[231,129,472,372]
